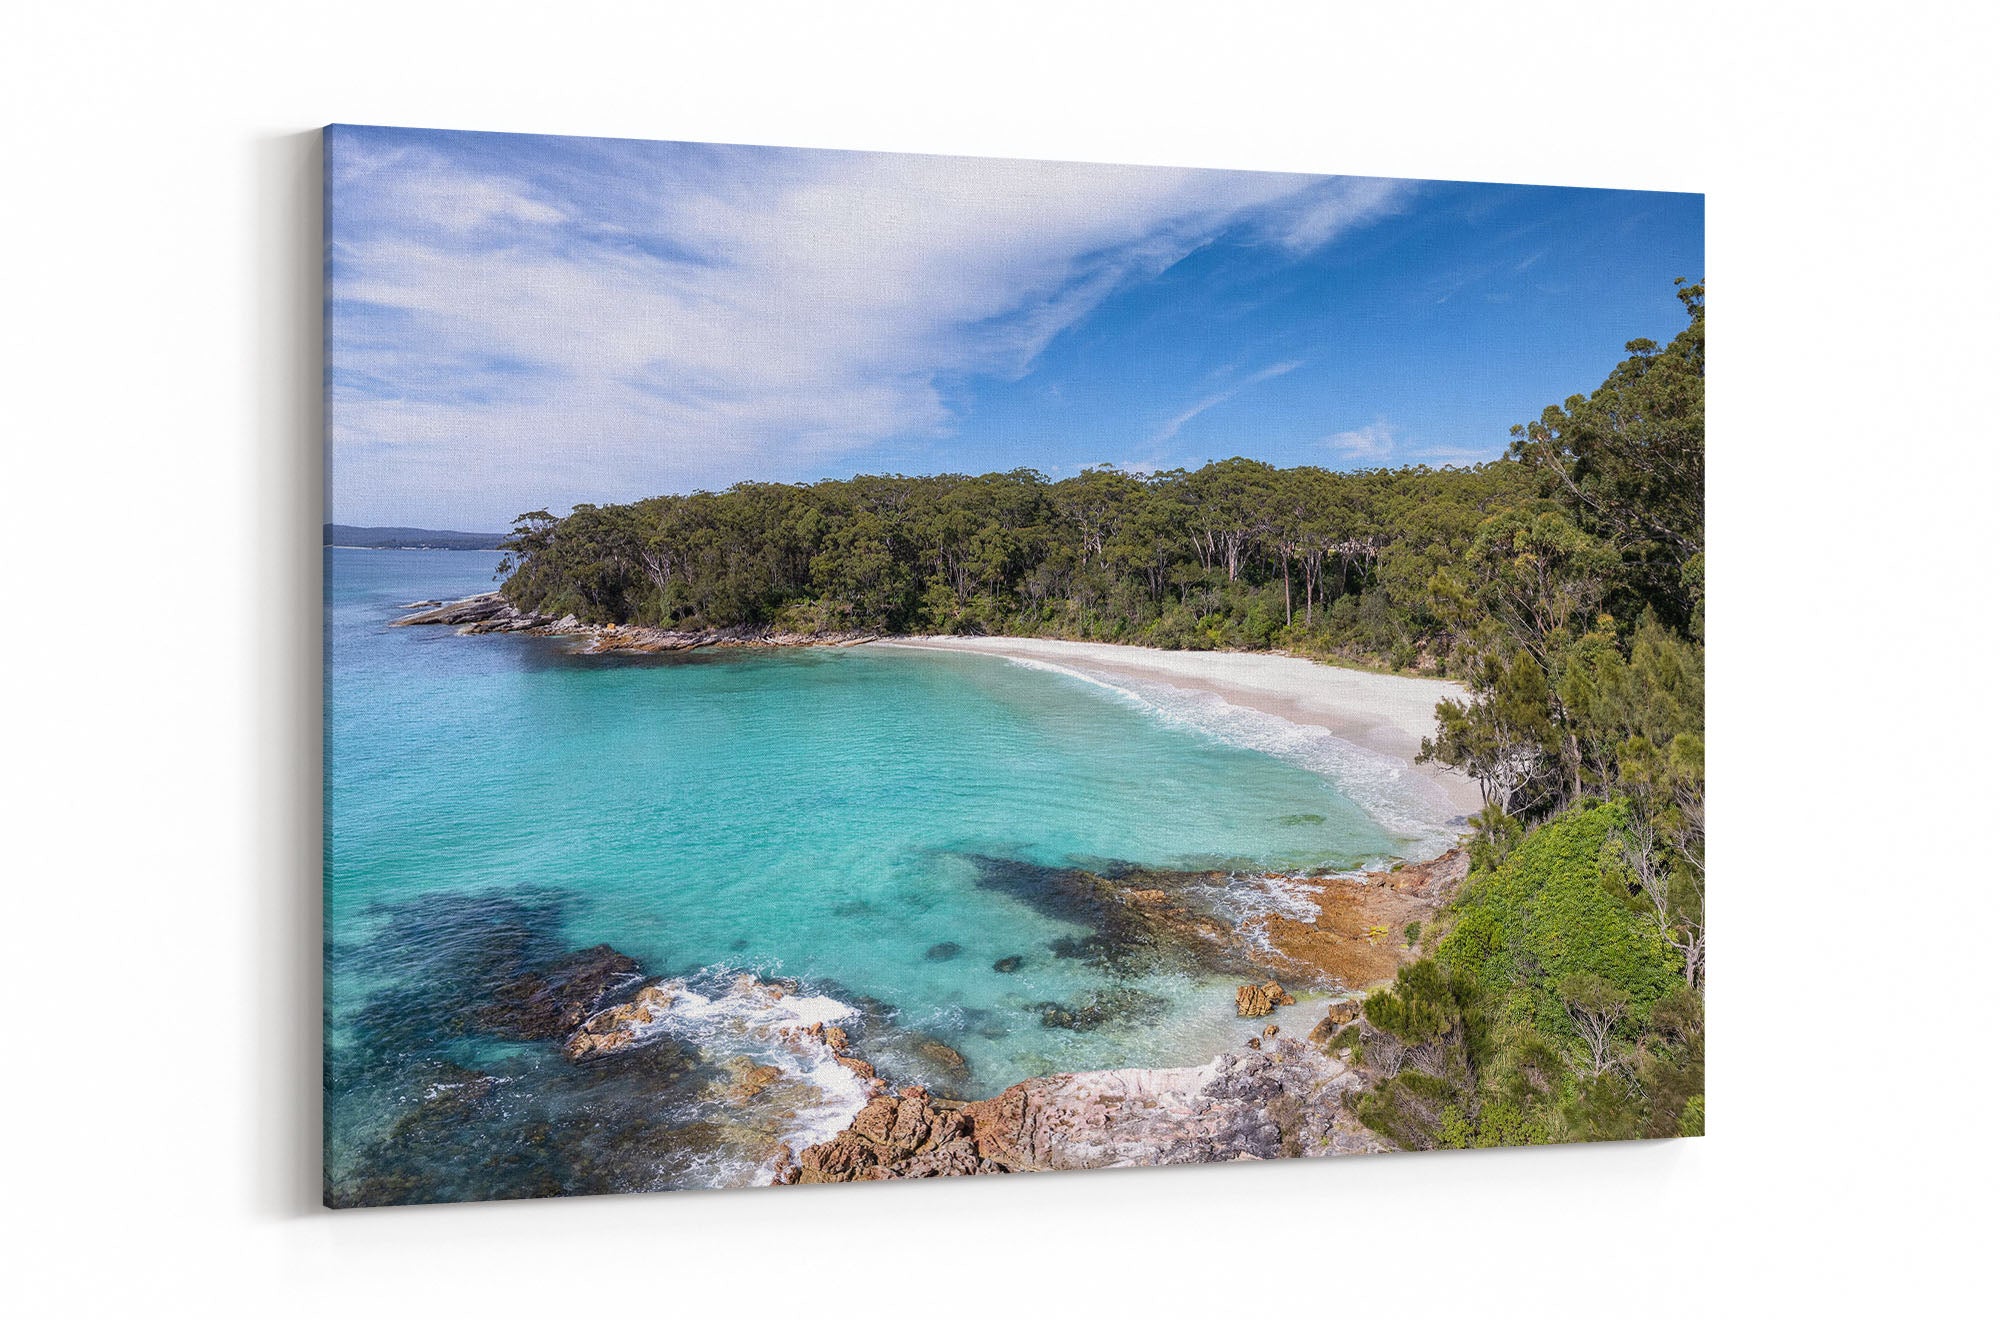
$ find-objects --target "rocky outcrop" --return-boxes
[1251,848,1471,989]
[1306,997,1365,1044]
[391,593,882,652]
[786,1087,1001,1184]
[1236,980,1295,1018]
[390,592,555,634]
[563,984,677,1061]
[576,624,882,653]
[472,944,644,1041]
[784,1037,1380,1185]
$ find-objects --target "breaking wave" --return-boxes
[601,969,875,1182]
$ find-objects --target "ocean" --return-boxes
[324,547,1451,1203]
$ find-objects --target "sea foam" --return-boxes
[602,969,875,1183]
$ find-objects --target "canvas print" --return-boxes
[323,124,1704,1207]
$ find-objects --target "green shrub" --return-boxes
[1438,801,1679,1045]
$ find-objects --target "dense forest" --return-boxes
[497,444,1545,675]
[500,280,1706,1147]
[1354,281,1705,1146]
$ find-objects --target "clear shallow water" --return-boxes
[325,548,1443,1200]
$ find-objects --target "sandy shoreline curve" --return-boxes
[883,636,1485,820]
[388,595,1485,823]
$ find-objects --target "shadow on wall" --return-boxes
[252,128,325,1218]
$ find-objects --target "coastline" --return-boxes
[391,594,1482,820]
[361,587,1486,1195]
[884,635,1484,820]
[779,847,1470,1184]
[328,847,1470,1201]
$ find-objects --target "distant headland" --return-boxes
[324,524,507,551]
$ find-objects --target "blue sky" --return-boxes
[327,125,1702,531]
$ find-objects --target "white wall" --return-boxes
[5,2,1992,1326]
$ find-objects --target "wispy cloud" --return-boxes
[1318,416,1501,469]
[327,130,1410,527]
[1145,358,1303,448]
[1259,177,1414,253]
[1320,416,1399,463]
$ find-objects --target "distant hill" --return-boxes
[325,524,508,551]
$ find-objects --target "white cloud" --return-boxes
[1260,176,1414,253]
[1320,417,1399,463]
[328,138,1405,526]
[1318,416,1501,469]
[1145,358,1303,447]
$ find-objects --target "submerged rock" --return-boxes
[716,1056,785,1106]
[1034,986,1162,1032]
[915,1039,970,1078]
[473,944,644,1041]
[992,955,1024,973]
[923,941,963,962]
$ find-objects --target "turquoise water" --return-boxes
[325,547,1436,1201]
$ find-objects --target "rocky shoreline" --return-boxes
[390,591,880,653]
[775,846,1468,1185]
[379,590,1476,1191]
[782,1035,1380,1184]
[327,843,1470,1203]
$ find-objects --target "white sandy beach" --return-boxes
[886,636,1485,820]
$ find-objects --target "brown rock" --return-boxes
[791,1086,1001,1185]
[563,1027,634,1061]
[1306,997,1363,1045]
[789,1036,1385,1185]
[561,983,675,1061]
[718,1056,784,1105]
[1263,1024,1280,1039]
[1235,980,1293,1018]
[917,1039,969,1077]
